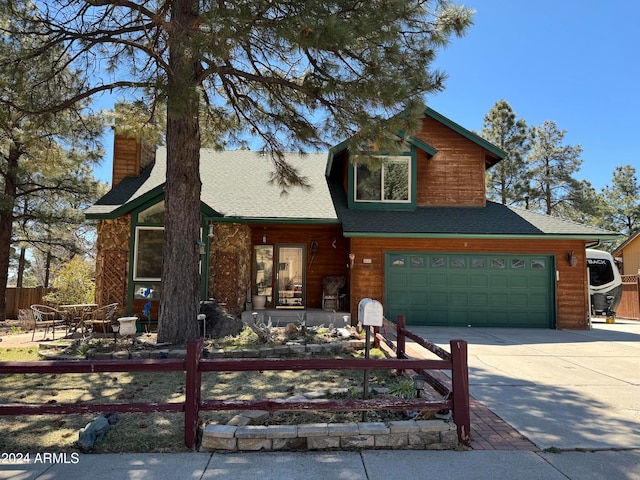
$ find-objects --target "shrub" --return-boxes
[44,257,95,306]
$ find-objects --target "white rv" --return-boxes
[586,248,622,317]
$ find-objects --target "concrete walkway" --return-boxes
[410,320,640,450]
[2,449,640,479]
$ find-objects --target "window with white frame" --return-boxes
[354,156,410,203]
[133,227,164,280]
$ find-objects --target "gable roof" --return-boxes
[612,228,640,256]
[324,107,507,176]
[86,149,338,222]
[328,178,620,240]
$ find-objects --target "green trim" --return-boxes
[326,139,349,177]
[398,133,438,157]
[424,107,506,159]
[344,232,621,240]
[212,217,340,225]
[85,183,223,220]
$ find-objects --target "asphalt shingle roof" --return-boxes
[86,148,337,221]
[328,178,619,238]
[87,147,618,240]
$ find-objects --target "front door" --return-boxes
[276,245,305,308]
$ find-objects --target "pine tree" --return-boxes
[599,165,640,236]
[1,0,474,342]
[0,6,105,320]
[481,100,530,206]
[527,121,582,216]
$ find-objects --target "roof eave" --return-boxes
[343,232,622,240]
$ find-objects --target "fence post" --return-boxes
[396,315,406,375]
[636,273,640,319]
[184,339,204,450]
[450,339,470,446]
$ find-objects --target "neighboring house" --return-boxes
[612,230,640,321]
[613,229,640,275]
[85,108,618,330]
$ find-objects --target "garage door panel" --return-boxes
[449,292,468,306]
[469,293,488,307]
[429,273,447,286]
[430,291,449,306]
[509,276,528,288]
[408,273,428,287]
[388,272,408,287]
[409,291,427,305]
[489,293,508,307]
[529,276,547,289]
[489,276,508,288]
[470,275,489,288]
[449,274,468,287]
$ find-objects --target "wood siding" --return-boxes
[619,240,640,275]
[415,116,487,207]
[347,237,590,329]
[112,135,141,185]
[250,224,348,309]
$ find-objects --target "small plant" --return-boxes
[77,344,92,356]
[10,326,22,335]
[387,377,417,399]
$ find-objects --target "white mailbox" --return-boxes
[358,298,384,327]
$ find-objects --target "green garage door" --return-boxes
[385,252,555,328]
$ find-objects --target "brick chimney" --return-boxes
[112,134,156,186]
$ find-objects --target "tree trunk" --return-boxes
[157,0,203,344]
[16,246,26,288]
[0,146,20,321]
[44,249,52,288]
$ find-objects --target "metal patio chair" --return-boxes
[30,304,68,341]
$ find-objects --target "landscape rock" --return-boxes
[199,302,243,338]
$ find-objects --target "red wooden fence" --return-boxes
[0,320,470,449]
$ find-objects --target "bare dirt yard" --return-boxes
[0,324,428,453]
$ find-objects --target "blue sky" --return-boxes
[93,0,639,191]
[427,0,639,191]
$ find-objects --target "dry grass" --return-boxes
[0,350,405,453]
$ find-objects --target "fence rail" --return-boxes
[0,319,470,449]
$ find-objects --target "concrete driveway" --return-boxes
[410,320,640,450]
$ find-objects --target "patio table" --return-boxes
[60,303,98,333]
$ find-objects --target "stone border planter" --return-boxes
[201,419,458,452]
[81,339,366,360]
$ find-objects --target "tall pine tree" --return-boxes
[527,120,583,216]
[482,100,530,206]
[2,0,474,342]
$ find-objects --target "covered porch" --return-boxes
[241,308,351,328]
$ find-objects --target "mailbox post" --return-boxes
[358,298,384,407]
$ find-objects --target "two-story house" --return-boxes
[85,107,618,330]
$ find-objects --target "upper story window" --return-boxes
[354,155,411,204]
[138,200,165,224]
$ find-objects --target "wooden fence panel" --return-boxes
[5,288,52,319]
[617,276,640,320]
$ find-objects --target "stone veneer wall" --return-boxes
[208,223,251,315]
[94,216,131,312]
